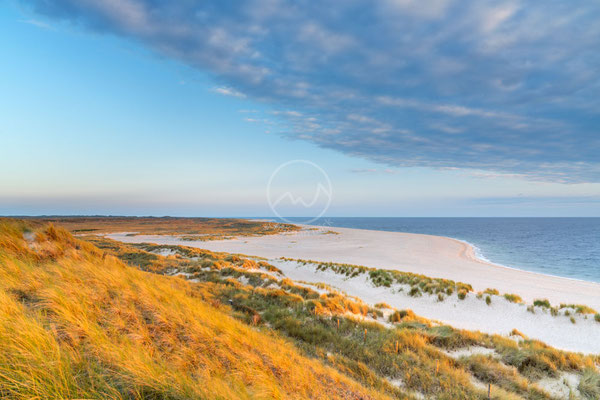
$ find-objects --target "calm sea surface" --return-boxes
[263,217,600,283]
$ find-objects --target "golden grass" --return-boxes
[559,303,597,315]
[0,222,390,400]
[5,220,600,400]
[5,216,299,236]
[503,294,523,304]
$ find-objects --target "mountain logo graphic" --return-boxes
[267,160,332,224]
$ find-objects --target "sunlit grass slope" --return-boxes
[0,221,390,400]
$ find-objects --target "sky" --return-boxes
[1,0,599,217]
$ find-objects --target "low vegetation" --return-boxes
[559,304,597,315]
[2,220,599,400]
[579,368,600,399]
[284,257,474,300]
[504,293,523,304]
[0,221,383,399]
[282,257,593,322]
[533,299,552,309]
[8,216,299,237]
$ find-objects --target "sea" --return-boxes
[262,217,600,284]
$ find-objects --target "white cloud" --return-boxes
[479,3,519,33]
[212,86,246,98]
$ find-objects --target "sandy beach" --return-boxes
[108,225,600,354]
[109,225,600,310]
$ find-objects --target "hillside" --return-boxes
[1,220,600,399]
[0,221,387,399]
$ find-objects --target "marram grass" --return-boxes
[2,220,600,400]
[0,221,389,400]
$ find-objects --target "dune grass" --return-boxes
[459,354,551,398]
[559,304,597,315]
[533,299,552,309]
[578,368,600,399]
[93,233,600,399]
[3,220,600,400]
[282,256,599,322]
[284,257,473,300]
[504,293,524,304]
[0,221,390,400]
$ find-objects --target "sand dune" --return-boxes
[107,226,600,354]
[109,225,600,311]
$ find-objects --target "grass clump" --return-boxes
[527,305,535,314]
[457,289,467,300]
[485,295,492,305]
[579,368,600,399]
[460,354,552,399]
[503,293,523,303]
[510,329,526,339]
[369,269,394,287]
[559,303,597,315]
[533,299,551,308]
[388,309,416,323]
[595,313,600,323]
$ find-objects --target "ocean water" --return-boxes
[266,217,600,283]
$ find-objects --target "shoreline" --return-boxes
[107,225,600,311]
[302,223,600,291]
[446,236,600,287]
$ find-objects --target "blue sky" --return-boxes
[1,1,599,217]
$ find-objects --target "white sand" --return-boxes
[107,226,600,354]
[269,259,600,354]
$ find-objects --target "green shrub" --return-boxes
[595,313,600,323]
[409,286,421,297]
[485,295,491,306]
[457,289,467,300]
[369,270,393,287]
[533,299,551,308]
